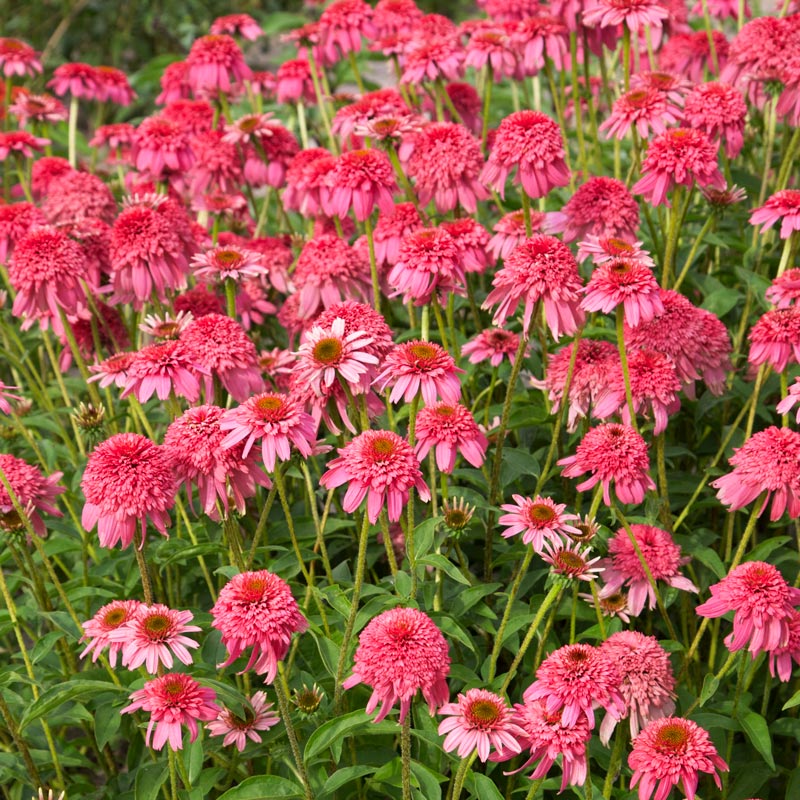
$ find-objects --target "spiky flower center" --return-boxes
[528,503,556,524]
[554,551,587,574]
[467,699,501,726]
[655,722,689,750]
[144,614,170,635]
[313,337,343,364]
[242,576,267,601]
[164,677,185,696]
[600,592,628,612]
[409,343,437,362]
[371,436,397,458]
[215,249,242,267]
[254,395,286,420]
[435,405,456,418]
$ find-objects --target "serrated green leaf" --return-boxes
[740,711,775,769]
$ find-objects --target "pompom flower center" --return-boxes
[610,259,634,275]
[164,678,185,696]
[655,722,689,749]
[313,337,344,364]
[371,436,397,458]
[242,575,268,599]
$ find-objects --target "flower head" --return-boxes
[499,495,580,552]
[207,691,280,751]
[600,87,682,140]
[462,328,521,367]
[186,34,252,94]
[583,0,670,31]
[79,600,142,666]
[0,453,64,538]
[541,539,604,582]
[210,14,264,40]
[750,189,800,240]
[581,258,664,328]
[684,82,747,160]
[414,403,488,473]
[767,609,800,682]
[374,341,464,406]
[322,149,397,221]
[0,38,42,77]
[120,340,205,404]
[343,606,450,723]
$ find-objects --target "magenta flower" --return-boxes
[322,149,397,221]
[684,82,747,160]
[462,329,521,367]
[0,38,42,78]
[120,340,206,404]
[414,403,488,473]
[750,189,800,240]
[210,13,264,41]
[207,691,280,751]
[581,258,664,328]
[599,87,682,141]
[374,341,464,406]
[0,453,64,537]
[185,34,252,93]
[498,495,580,552]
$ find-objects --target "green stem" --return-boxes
[401,713,412,800]
[347,51,365,93]
[615,306,638,432]
[481,64,493,152]
[451,753,478,800]
[364,214,381,311]
[662,186,685,289]
[672,213,716,291]
[275,664,314,800]
[68,95,79,168]
[134,540,154,605]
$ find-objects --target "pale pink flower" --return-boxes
[88,352,136,390]
[766,268,800,309]
[541,539,604,581]
[499,495,580,551]
[462,328,521,366]
[414,403,488,473]
[192,245,267,283]
[438,689,525,762]
[207,691,280,751]
[79,600,142,666]
[374,341,463,406]
[343,606,450,723]
[121,673,219,751]
[9,91,67,125]
[581,258,664,327]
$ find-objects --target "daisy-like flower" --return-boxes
[592,349,682,434]
[712,426,800,520]
[81,433,177,550]
[599,524,697,615]
[322,149,398,221]
[766,268,800,309]
[582,589,632,623]
[581,258,664,327]
[498,495,580,552]
[767,610,800,682]
[748,307,800,373]
[343,606,450,723]
[275,58,317,104]
[499,697,591,791]
[487,209,546,260]
[0,381,23,415]
[696,561,800,655]
[79,600,142,666]
[511,14,569,76]
[558,423,656,507]
[750,189,800,240]
[462,329,521,366]
[599,87,682,141]
[684,82,747,160]
[185,34,252,94]
[47,62,103,100]
[220,393,317,473]
[483,234,585,339]
[294,318,379,397]
[9,91,68,125]
[314,301,395,368]
[0,38,42,77]
[545,176,640,244]
[88,352,136,390]
[0,131,51,161]
[109,604,201,674]
[632,128,725,207]
[121,673,219,751]
[414,403,488,473]
[0,454,63,538]
[438,689,525,762]
[374,341,464,406]
[207,691,280,751]
[320,430,430,522]
[211,570,308,683]
[210,13,264,40]
[541,539,604,582]
[577,235,655,267]
[120,340,206,404]
[94,66,136,106]
[480,110,570,199]
[192,245,266,283]
[598,631,676,744]
[628,717,728,800]
[524,643,624,728]
[139,311,194,340]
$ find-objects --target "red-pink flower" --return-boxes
[318,0,376,63]
[438,689,525,762]
[374,341,463,406]
[766,268,800,309]
[48,62,103,100]
[185,34,252,94]
[583,0,669,30]
[0,453,64,537]
[81,433,177,550]
[767,610,800,682]
[192,245,266,283]
[632,128,725,207]
[488,209,546,260]
[777,376,800,422]
[462,328,521,366]
[41,171,117,227]
[0,131,50,161]
[156,61,191,105]
[88,352,136,390]
[684,82,746,160]
[483,234,585,339]
[558,423,656,507]
[464,25,518,80]
[343,606,450,722]
[210,13,264,40]
[93,66,136,105]
[523,643,625,728]
[414,403,488,473]
[480,110,570,199]
[499,495,580,552]
[0,38,42,77]
[322,149,397,221]
[581,258,664,327]
[600,87,682,141]
[275,58,317,104]
[109,604,201,674]
[120,340,205,403]
[0,381,22,416]
[400,35,464,85]
[121,673,219,751]
[599,524,697,616]
[748,307,800,373]
[207,691,280,751]
[628,717,728,800]
[211,570,308,683]
[541,538,604,581]
[750,190,800,240]
[9,91,67,125]
[511,15,569,76]
[220,393,317,473]
[133,117,195,178]
[79,599,142,666]
[0,201,47,262]
[712,426,800,521]
[372,202,423,267]
[577,235,654,267]
[320,430,430,522]
[374,0,424,37]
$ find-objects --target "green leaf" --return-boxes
[305,709,374,762]
[31,630,66,663]
[746,536,791,563]
[499,448,540,487]
[699,674,720,706]
[199,679,248,718]
[414,517,440,560]
[94,700,122,750]
[135,763,168,800]
[465,772,505,800]
[311,631,341,678]
[410,761,445,800]
[450,583,502,616]
[217,776,305,799]
[740,711,775,769]
[19,680,127,731]
[183,731,204,785]
[322,765,376,795]
[783,690,800,711]
[417,554,470,585]
[689,547,727,580]
[701,287,741,317]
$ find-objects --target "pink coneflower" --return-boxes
[487,209,546,260]
[546,177,640,244]
[121,673,219,751]
[581,588,632,623]
[661,31,730,83]
[388,227,466,307]
[414,403,488,473]
[132,117,194,179]
[331,88,410,142]
[314,301,395,366]
[538,339,620,432]
[41,171,117,227]
[220,393,317,473]
[750,190,800,240]
[9,91,68,125]
[592,349,681,434]
[712,426,800,521]
[321,149,397,221]
[0,38,42,77]
[697,560,800,655]
[88,352,136,390]
[318,0,376,63]
[185,34,252,94]
[374,0,424,36]
[583,0,669,31]
[47,63,103,100]
[438,689,524,762]
[282,148,336,216]
[581,258,664,327]
[320,430,429,522]
[187,129,242,196]
[441,218,491,274]
[684,82,746,160]
[628,717,727,800]
[480,110,569,199]
[109,604,200,674]
[499,495,580,551]
[211,570,308,683]
[79,599,142,666]
[558,423,656,507]
[343,606,449,722]
[444,81,482,134]
[524,643,624,728]
[8,225,88,334]
[576,235,654,267]
[0,201,47,263]
[767,609,800,682]
[0,381,23,415]
[748,307,800,373]
[599,87,682,141]
[275,58,317,104]
[632,128,725,207]
[120,340,205,404]
[294,317,379,397]
[210,13,264,40]
[0,131,50,161]
[372,202,423,267]
[511,14,569,76]
[777,376,800,422]
[500,697,591,791]
[81,434,176,550]
[483,234,585,339]
[93,66,136,105]
[88,122,135,161]
[766,268,800,309]
[541,539,604,581]
[0,453,64,537]
[192,246,266,283]
[462,328,521,366]
[464,25,518,80]
[374,341,464,406]
[156,61,191,105]
[599,524,697,616]
[161,98,214,136]
[139,311,194,341]
[207,691,280,751]
[31,156,74,197]
[400,35,464,84]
